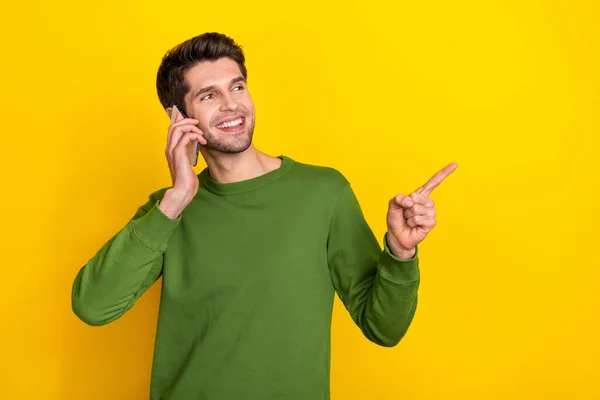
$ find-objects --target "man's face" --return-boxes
[183,57,255,154]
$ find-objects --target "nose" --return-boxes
[219,91,239,112]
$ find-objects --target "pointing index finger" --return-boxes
[416,162,458,196]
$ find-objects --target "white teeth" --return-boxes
[217,118,243,129]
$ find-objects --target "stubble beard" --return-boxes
[200,114,256,154]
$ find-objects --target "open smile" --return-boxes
[215,117,246,133]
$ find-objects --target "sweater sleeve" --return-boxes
[327,182,420,347]
[71,190,181,326]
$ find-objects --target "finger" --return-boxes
[169,124,198,156]
[389,193,412,210]
[171,117,199,128]
[167,117,199,147]
[416,163,458,197]
[168,118,200,144]
[407,215,436,229]
[409,192,435,207]
[173,132,206,152]
[405,204,436,219]
[168,125,205,155]
[174,132,206,157]
[406,216,419,228]
[172,132,206,160]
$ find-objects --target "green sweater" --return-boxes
[71,155,420,399]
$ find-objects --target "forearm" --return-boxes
[71,202,179,326]
[360,251,420,347]
[158,188,192,219]
[389,246,416,260]
[386,230,417,260]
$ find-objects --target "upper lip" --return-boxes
[215,115,245,126]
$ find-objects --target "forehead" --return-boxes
[185,57,243,92]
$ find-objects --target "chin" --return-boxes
[205,137,253,154]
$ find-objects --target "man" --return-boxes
[71,32,457,399]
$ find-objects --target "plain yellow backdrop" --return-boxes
[1,0,598,398]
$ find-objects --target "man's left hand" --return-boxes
[386,163,458,259]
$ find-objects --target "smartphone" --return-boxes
[170,104,200,166]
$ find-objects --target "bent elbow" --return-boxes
[382,329,410,347]
[369,328,408,348]
[364,298,418,347]
[71,298,118,326]
[71,301,104,326]
[71,276,122,327]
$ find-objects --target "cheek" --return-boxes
[241,94,254,111]
[194,110,215,129]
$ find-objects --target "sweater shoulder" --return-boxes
[290,159,350,191]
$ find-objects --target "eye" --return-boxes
[232,85,244,91]
[201,93,214,101]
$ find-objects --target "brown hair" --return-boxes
[156,32,247,115]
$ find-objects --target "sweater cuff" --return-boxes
[131,200,181,252]
[378,232,420,283]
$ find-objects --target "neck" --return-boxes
[199,145,282,184]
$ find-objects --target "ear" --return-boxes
[165,107,173,119]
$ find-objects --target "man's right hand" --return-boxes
[159,109,207,219]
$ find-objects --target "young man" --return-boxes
[71,32,457,399]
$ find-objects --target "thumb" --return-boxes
[390,193,414,209]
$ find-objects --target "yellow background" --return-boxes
[1,0,598,398]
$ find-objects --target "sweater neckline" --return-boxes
[199,155,294,196]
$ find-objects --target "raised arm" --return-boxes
[327,183,420,347]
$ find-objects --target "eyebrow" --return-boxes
[193,76,246,99]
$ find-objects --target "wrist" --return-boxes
[391,246,416,260]
[386,233,416,260]
[159,189,191,219]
